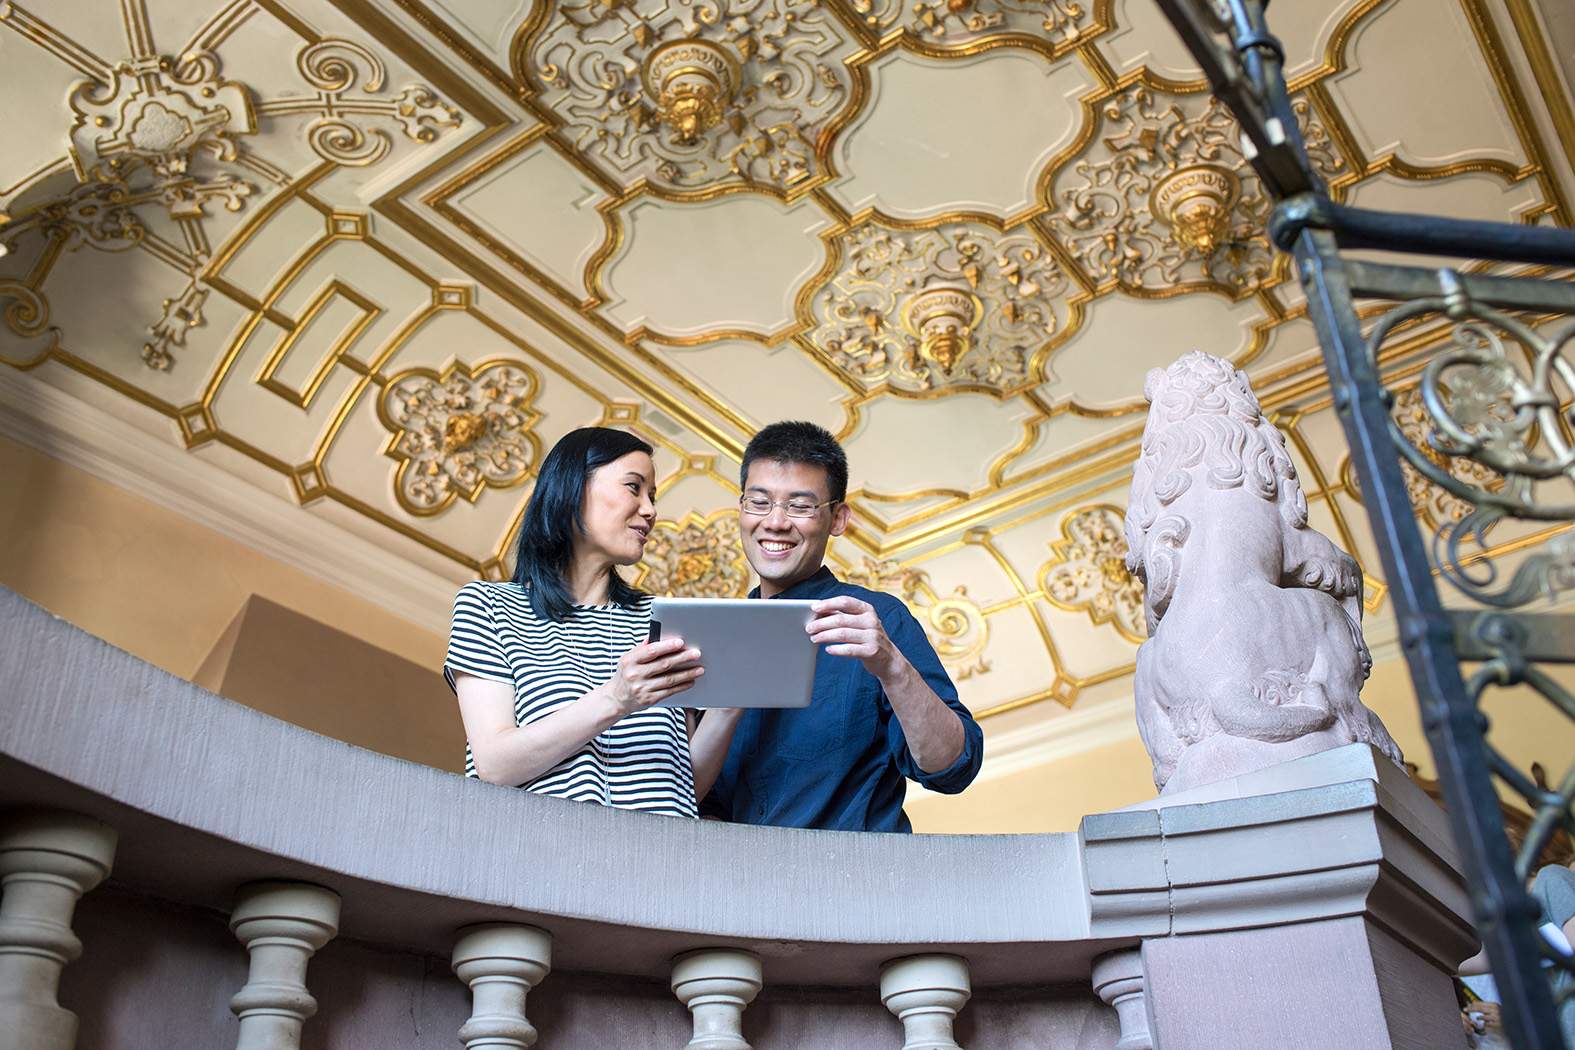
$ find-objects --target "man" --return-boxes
[701,421,983,832]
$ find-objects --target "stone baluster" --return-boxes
[451,923,552,1049]
[228,881,340,1050]
[0,810,117,1050]
[879,954,971,1050]
[670,948,762,1050]
[1092,949,1153,1050]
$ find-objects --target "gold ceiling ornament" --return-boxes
[0,280,52,351]
[903,286,981,375]
[1,14,460,371]
[1039,504,1145,644]
[66,50,257,222]
[1149,164,1240,257]
[641,39,741,145]
[632,510,752,598]
[257,38,463,167]
[846,0,1106,56]
[842,557,991,679]
[1047,86,1345,297]
[376,359,544,517]
[520,0,856,194]
[141,276,207,371]
[807,221,1069,397]
[0,181,145,255]
[0,177,213,370]
[1342,385,1506,530]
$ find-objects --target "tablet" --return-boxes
[649,597,819,709]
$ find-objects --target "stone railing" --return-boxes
[0,587,1477,1050]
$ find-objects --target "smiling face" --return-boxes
[740,458,850,598]
[576,450,657,567]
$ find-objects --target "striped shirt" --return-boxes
[443,581,698,818]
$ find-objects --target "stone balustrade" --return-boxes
[0,811,116,1050]
[228,881,340,1050]
[0,588,1478,1049]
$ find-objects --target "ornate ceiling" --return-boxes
[2,0,1572,729]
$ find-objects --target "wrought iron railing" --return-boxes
[1151,2,1575,1047]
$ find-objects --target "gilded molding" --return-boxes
[1046,87,1346,298]
[843,556,991,678]
[1038,503,1144,644]
[836,0,1113,62]
[1340,385,1506,531]
[633,510,752,598]
[376,357,543,517]
[143,277,209,370]
[257,37,463,167]
[66,50,257,219]
[515,0,859,196]
[805,219,1072,398]
[0,6,461,371]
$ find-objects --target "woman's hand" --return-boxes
[602,636,703,716]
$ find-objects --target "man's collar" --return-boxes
[749,565,838,600]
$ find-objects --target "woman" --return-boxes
[445,427,742,817]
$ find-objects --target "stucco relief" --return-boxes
[261,39,462,168]
[1342,384,1506,529]
[67,51,256,220]
[1039,504,1145,643]
[1124,352,1402,793]
[634,512,752,598]
[377,359,543,516]
[805,221,1070,397]
[843,557,991,679]
[520,0,858,194]
[1047,87,1345,297]
[0,16,461,370]
[847,0,1102,54]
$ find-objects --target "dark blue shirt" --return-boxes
[701,567,983,832]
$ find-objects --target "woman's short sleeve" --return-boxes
[444,582,515,692]
[1532,864,1575,928]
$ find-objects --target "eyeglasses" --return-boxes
[739,494,839,518]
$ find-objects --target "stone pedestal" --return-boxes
[1141,914,1464,1049]
[879,954,971,1050]
[452,923,552,1050]
[670,948,761,1050]
[0,810,117,1050]
[1081,744,1474,1050]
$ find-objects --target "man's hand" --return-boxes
[806,595,902,681]
[808,594,967,774]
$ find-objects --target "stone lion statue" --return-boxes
[1123,351,1404,794]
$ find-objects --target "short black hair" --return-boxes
[511,427,653,622]
[740,421,848,503]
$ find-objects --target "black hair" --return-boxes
[512,427,654,623]
[739,421,848,504]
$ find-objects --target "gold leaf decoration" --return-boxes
[259,39,462,167]
[1047,87,1344,297]
[521,0,857,194]
[1343,385,1506,528]
[377,359,543,516]
[66,50,258,221]
[850,0,1103,55]
[633,511,752,597]
[1039,504,1145,643]
[807,221,1070,397]
[843,557,991,679]
[2,26,460,371]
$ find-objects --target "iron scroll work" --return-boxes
[1152,2,1575,1047]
